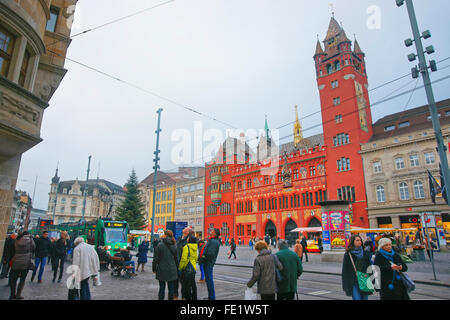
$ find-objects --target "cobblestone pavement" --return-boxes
[1,245,449,300]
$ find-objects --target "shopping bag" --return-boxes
[244,287,257,300]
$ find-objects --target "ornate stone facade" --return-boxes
[0,0,77,257]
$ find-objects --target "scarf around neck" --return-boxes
[379,248,401,290]
[350,246,364,259]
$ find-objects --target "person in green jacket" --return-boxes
[178,236,198,300]
[275,240,303,300]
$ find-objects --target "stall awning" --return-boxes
[290,227,322,233]
[130,230,150,235]
[350,228,418,233]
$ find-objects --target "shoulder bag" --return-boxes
[272,254,283,283]
[388,260,415,293]
[181,245,196,280]
[348,252,374,294]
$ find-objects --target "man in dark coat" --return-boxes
[153,231,179,300]
[276,240,303,300]
[300,235,308,262]
[200,228,221,300]
[1,233,16,280]
[31,231,52,283]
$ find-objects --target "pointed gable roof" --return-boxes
[314,40,325,56]
[354,39,364,55]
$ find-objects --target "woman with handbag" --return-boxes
[9,231,35,300]
[341,235,373,300]
[152,230,179,300]
[374,238,410,300]
[247,241,283,300]
[179,235,198,300]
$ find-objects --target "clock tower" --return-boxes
[314,16,373,227]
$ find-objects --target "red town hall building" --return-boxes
[204,17,373,244]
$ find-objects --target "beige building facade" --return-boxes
[47,170,125,224]
[361,99,450,245]
[0,0,77,256]
[174,176,205,238]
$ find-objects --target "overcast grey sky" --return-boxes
[16,0,450,210]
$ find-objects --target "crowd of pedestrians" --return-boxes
[0,227,422,301]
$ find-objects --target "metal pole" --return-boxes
[81,155,92,221]
[422,213,438,280]
[52,182,59,222]
[150,108,163,252]
[404,0,450,207]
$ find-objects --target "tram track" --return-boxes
[214,264,449,300]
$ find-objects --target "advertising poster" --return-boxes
[331,231,346,249]
[322,230,331,251]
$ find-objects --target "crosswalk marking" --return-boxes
[308,290,332,295]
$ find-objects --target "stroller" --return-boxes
[110,255,134,279]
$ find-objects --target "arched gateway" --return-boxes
[264,220,277,238]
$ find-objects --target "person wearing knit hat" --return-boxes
[374,237,410,300]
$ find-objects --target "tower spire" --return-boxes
[294,105,303,147]
[264,115,271,143]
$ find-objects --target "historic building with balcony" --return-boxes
[0,0,77,256]
[47,169,126,224]
[360,98,450,243]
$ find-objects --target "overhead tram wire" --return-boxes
[230,57,450,149]
[45,0,177,49]
[48,49,238,129]
[145,71,450,177]
[275,56,450,131]
[274,72,450,145]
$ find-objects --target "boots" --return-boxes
[16,282,25,299]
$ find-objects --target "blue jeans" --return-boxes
[32,257,47,281]
[124,261,135,273]
[204,264,215,300]
[80,278,91,300]
[199,263,205,281]
[352,284,369,300]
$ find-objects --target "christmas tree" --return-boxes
[115,169,147,230]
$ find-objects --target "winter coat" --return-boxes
[341,250,372,296]
[247,249,283,295]
[276,248,303,294]
[294,244,303,258]
[152,237,178,282]
[11,235,35,270]
[374,251,410,300]
[54,238,68,258]
[137,242,149,264]
[34,237,52,258]
[179,243,198,271]
[73,242,100,281]
[201,237,220,267]
[2,237,15,262]
[300,238,308,251]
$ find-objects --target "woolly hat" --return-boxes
[378,238,392,249]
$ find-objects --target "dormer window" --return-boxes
[398,121,410,128]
